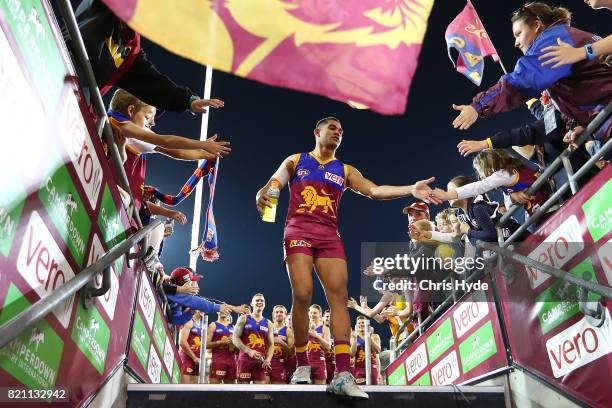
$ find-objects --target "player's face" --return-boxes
[316,120,343,149]
[323,312,331,326]
[274,308,286,322]
[252,295,265,312]
[356,319,366,333]
[309,307,321,322]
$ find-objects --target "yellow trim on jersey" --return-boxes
[309,152,336,165]
[296,344,308,353]
[505,171,521,187]
[288,153,301,178]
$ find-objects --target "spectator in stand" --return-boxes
[457,94,597,191]
[539,1,612,69]
[207,310,238,384]
[432,149,551,219]
[270,305,293,384]
[307,304,331,385]
[451,2,612,150]
[232,294,275,384]
[70,0,225,114]
[166,267,248,326]
[178,310,205,384]
[350,317,381,385]
[323,309,336,384]
[402,202,430,225]
[426,176,527,245]
[107,89,229,270]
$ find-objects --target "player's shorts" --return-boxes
[237,356,268,383]
[269,358,288,383]
[283,236,346,260]
[325,361,336,383]
[210,355,237,381]
[354,364,379,385]
[179,351,199,376]
[308,355,327,381]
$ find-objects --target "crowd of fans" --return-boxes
[65,0,610,387]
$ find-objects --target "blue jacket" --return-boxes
[472,21,611,142]
[166,294,221,326]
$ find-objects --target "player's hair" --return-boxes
[273,305,287,313]
[316,117,341,129]
[324,309,331,314]
[309,304,322,313]
[252,293,265,299]
[109,88,150,115]
[356,316,368,321]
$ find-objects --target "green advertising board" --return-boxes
[0,173,26,257]
[426,318,454,363]
[413,371,431,386]
[38,161,92,267]
[161,370,169,384]
[152,310,166,354]
[131,312,151,370]
[582,178,612,242]
[535,258,601,335]
[459,321,497,374]
[0,0,67,108]
[387,363,406,385]
[71,299,111,375]
[0,284,63,389]
[97,185,126,254]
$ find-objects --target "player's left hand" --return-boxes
[412,177,442,204]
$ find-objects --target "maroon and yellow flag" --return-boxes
[101,0,434,115]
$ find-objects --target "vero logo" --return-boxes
[453,300,489,339]
[525,215,583,289]
[546,309,612,378]
[16,211,75,328]
[405,342,427,381]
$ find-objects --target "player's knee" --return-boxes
[292,288,311,306]
[326,285,348,302]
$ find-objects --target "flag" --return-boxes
[445,0,498,86]
[101,0,434,115]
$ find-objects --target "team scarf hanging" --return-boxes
[192,158,220,262]
[143,159,216,206]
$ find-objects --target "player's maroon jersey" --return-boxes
[284,153,347,240]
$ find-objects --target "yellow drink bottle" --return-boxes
[262,181,281,223]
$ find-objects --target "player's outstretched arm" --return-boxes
[346,165,441,204]
[255,155,296,215]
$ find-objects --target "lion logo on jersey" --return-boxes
[298,186,336,217]
[246,333,266,349]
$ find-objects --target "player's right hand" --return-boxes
[256,190,273,214]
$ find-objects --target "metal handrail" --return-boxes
[477,241,612,299]
[498,101,612,244]
[56,0,142,229]
[0,219,162,349]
